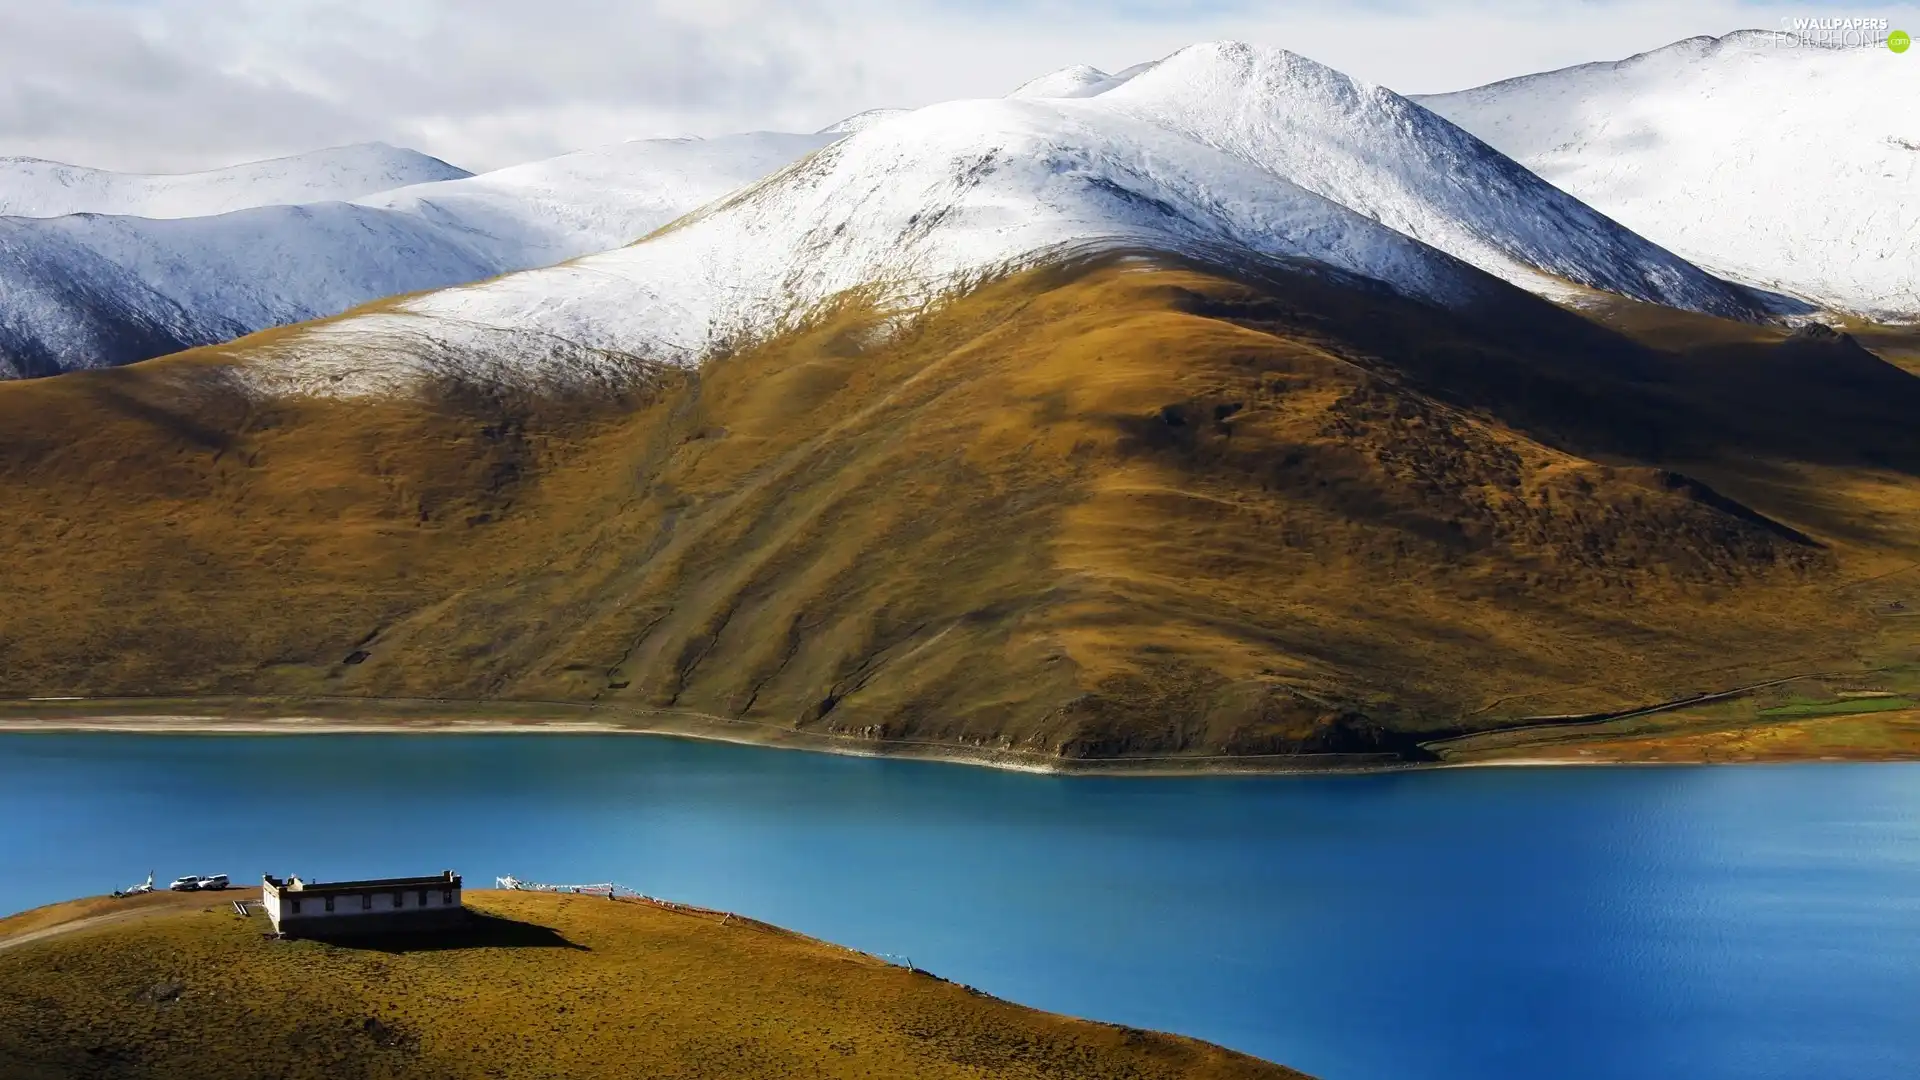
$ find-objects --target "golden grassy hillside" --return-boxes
[0,889,1304,1079]
[2,252,1917,762]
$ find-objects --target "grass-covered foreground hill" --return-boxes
[0,889,1306,1079]
[3,251,1918,764]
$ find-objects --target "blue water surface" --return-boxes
[0,734,1915,1080]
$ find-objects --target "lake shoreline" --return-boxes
[2,710,1913,775]
[0,712,1414,776]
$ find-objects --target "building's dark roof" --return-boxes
[265,871,460,895]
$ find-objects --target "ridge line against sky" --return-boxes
[5,1,1918,173]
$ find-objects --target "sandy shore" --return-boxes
[0,715,640,737]
[0,711,1426,777]
[2,710,1909,774]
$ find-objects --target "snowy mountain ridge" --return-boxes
[818,110,910,135]
[356,132,836,270]
[1064,43,1762,318]
[0,143,471,220]
[245,94,1493,395]
[238,42,1768,397]
[1418,30,1920,320]
[0,132,838,377]
[1008,61,1159,99]
[11,36,1864,386]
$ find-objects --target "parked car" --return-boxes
[196,874,230,891]
[168,875,202,892]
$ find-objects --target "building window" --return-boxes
[325,896,335,913]
[443,889,453,905]
[394,892,404,909]
[290,899,301,915]
[418,889,428,907]
[362,894,372,911]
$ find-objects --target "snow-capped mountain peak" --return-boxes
[240,43,1773,396]
[1417,30,1920,319]
[243,92,1494,394]
[1008,61,1160,99]
[5,37,1813,387]
[1089,41,1762,318]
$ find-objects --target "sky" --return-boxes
[3,0,1917,173]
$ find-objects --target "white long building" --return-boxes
[262,871,465,938]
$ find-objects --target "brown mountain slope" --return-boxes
[3,253,1918,762]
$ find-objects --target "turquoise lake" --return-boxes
[1,733,1916,1079]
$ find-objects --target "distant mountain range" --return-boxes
[0,134,834,378]
[0,143,470,219]
[230,42,1772,396]
[6,32,1915,383]
[3,34,1917,767]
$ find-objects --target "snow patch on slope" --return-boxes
[1418,31,1920,319]
[0,220,201,378]
[0,144,470,219]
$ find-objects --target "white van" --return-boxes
[196,874,230,891]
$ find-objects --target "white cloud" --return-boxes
[6,0,1918,172]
